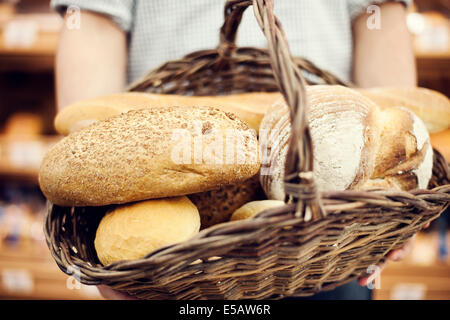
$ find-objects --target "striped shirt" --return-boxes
[51,0,411,84]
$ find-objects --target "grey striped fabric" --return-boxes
[51,0,411,84]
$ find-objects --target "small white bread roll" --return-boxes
[260,85,434,200]
[94,196,200,266]
[230,200,285,221]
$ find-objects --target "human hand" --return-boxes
[357,234,415,287]
[357,222,430,287]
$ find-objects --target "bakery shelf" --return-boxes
[373,231,450,300]
[0,13,61,72]
[0,135,61,183]
[0,242,103,300]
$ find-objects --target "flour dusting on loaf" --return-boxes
[307,86,373,191]
[260,85,434,199]
[411,111,433,189]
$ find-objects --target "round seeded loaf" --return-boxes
[39,106,260,206]
[188,174,265,228]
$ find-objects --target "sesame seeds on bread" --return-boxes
[39,106,260,207]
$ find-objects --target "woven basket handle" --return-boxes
[218,0,350,87]
[220,0,324,220]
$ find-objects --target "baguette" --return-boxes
[55,92,280,135]
[56,87,449,137]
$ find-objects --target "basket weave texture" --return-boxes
[44,0,450,299]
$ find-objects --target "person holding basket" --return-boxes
[50,0,420,300]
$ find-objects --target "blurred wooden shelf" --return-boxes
[373,231,450,300]
[415,45,450,68]
[415,50,450,59]
[415,50,450,97]
[0,13,60,72]
[0,242,103,300]
[0,52,55,73]
[0,31,57,56]
[0,163,40,183]
[416,53,450,74]
[0,135,61,183]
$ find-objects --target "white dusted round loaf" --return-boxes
[259,85,433,200]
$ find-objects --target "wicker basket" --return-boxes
[44,0,450,300]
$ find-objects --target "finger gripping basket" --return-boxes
[44,0,450,299]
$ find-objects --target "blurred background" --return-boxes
[0,0,448,300]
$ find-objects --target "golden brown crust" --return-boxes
[55,92,281,135]
[56,88,449,136]
[40,106,260,206]
[55,92,162,135]
[357,87,450,133]
[358,105,431,191]
[94,196,200,266]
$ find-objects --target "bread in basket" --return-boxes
[43,0,450,299]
